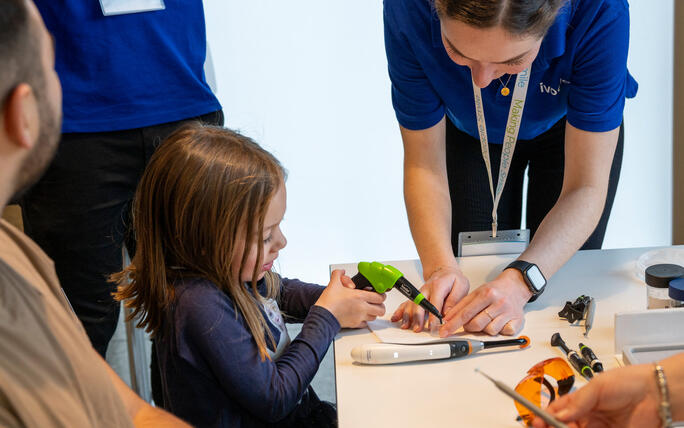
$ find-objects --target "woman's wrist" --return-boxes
[659,355,684,422]
[425,263,461,281]
[424,261,460,281]
[654,364,673,428]
[499,268,534,302]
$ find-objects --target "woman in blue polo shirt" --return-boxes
[387,0,637,336]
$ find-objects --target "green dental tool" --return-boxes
[351,261,443,324]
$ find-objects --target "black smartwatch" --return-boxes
[506,260,546,302]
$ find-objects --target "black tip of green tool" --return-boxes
[351,272,373,290]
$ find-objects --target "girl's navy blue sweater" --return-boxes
[155,275,339,427]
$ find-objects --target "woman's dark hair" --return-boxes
[433,0,566,38]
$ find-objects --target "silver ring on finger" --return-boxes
[483,309,494,322]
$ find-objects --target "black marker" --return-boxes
[551,332,593,380]
[579,343,603,373]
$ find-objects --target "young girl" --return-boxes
[113,124,386,427]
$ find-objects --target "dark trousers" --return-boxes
[445,117,623,253]
[20,110,224,356]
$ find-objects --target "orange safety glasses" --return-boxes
[514,357,575,426]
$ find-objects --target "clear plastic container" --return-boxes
[648,286,672,309]
[636,248,684,281]
[645,264,684,309]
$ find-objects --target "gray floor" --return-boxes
[106,306,337,405]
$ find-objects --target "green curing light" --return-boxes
[351,262,443,324]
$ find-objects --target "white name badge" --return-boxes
[99,0,165,16]
[457,229,529,257]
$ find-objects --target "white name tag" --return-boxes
[457,229,529,257]
[99,0,165,16]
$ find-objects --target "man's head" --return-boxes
[0,0,61,204]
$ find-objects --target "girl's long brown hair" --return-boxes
[112,123,284,360]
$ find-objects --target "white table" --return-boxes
[331,247,662,427]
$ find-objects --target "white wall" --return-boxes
[204,0,673,285]
[605,0,673,248]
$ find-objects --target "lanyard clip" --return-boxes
[492,222,498,238]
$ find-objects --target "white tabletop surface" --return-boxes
[331,247,666,428]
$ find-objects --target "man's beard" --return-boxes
[11,91,60,201]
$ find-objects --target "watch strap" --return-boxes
[506,260,545,302]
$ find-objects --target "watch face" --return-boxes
[526,265,546,291]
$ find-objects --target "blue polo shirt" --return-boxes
[35,1,221,133]
[384,0,638,143]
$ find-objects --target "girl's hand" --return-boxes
[315,269,386,328]
[390,265,470,332]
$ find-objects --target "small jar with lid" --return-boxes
[669,277,684,308]
[645,264,684,309]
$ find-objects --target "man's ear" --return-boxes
[3,83,39,150]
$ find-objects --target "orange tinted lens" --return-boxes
[528,358,574,380]
[528,358,575,396]
[513,358,575,426]
[514,374,551,426]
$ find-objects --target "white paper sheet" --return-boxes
[367,318,499,344]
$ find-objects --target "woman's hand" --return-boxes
[439,268,530,337]
[390,265,470,332]
[315,269,386,328]
[531,363,661,428]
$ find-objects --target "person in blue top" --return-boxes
[18,1,223,361]
[386,0,637,337]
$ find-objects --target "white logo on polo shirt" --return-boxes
[539,82,559,95]
[539,79,570,96]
